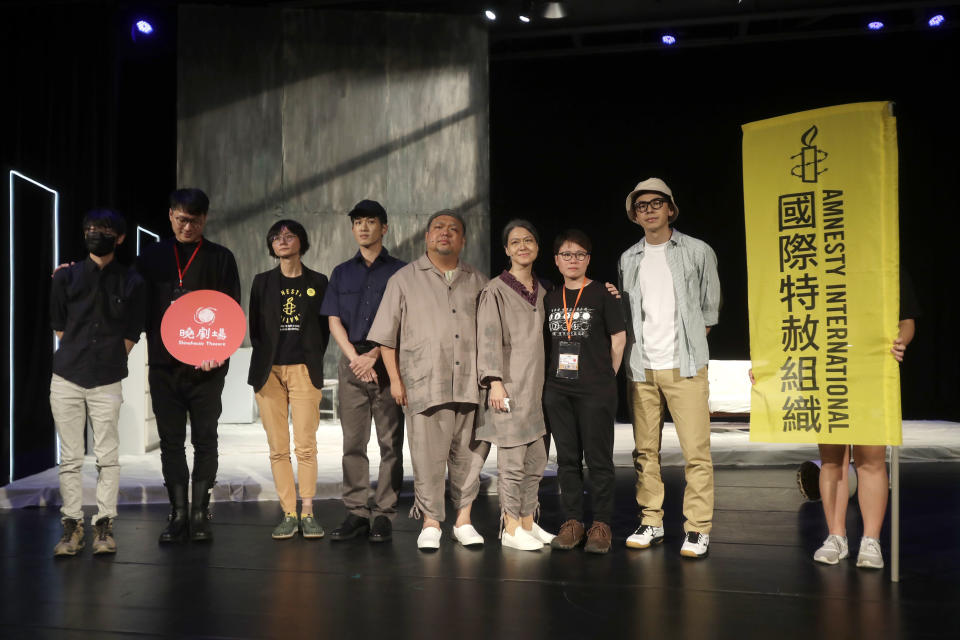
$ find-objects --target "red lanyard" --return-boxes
[562,283,585,340]
[173,239,202,287]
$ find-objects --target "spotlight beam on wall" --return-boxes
[8,170,60,480]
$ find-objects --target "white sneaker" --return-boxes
[626,524,665,549]
[501,528,543,551]
[526,522,556,544]
[856,536,884,569]
[417,526,442,550]
[813,534,849,565]
[680,531,710,558]
[453,524,484,547]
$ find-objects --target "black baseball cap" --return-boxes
[348,199,387,223]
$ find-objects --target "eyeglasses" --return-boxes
[271,234,298,244]
[633,197,669,213]
[173,215,204,228]
[84,226,117,237]
[508,237,537,248]
[557,251,590,262]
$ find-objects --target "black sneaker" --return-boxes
[329,514,370,541]
[369,516,392,543]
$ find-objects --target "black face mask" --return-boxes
[85,231,117,257]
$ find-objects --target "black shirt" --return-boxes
[274,274,306,365]
[544,280,626,398]
[136,237,241,369]
[900,269,920,321]
[50,257,146,388]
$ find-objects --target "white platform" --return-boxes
[2,420,958,510]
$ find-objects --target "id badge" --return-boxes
[171,287,191,303]
[557,341,580,380]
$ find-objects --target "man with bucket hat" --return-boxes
[618,178,721,558]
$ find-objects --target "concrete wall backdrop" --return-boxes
[177,7,489,370]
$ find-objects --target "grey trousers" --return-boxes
[407,402,490,522]
[497,439,547,519]
[338,355,405,520]
[49,374,123,523]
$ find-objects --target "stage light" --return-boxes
[135,20,154,35]
[136,226,160,256]
[662,34,677,45]
[519,15,531,23]
[484,10,497,21]
[928,14,945,27]
[867,21,884,30]
[543,2,568,20]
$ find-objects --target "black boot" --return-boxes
[159,484,189,544]
[190,480,214,542]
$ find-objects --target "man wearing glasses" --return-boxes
[50,210,145,556]
[137,189,241,544]
[619,177,720,558]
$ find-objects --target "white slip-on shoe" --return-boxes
[417,526,442,550]
[855,536,884,569]
[502,528,543,551]
[453,524,484,547]
[527,522,556,545]
[680,531,710,558]
[626,524,665,549]
[813,534,849,565]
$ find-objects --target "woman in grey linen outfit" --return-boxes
[477,220,556,551]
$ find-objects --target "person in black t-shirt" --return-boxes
[136,189,241,544]
[247,220,329,540]
[543,229,626,554]
[50,209,145,557]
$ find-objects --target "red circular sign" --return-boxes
[160,290,246,366]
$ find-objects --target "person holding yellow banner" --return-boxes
[619,178,721,559]
[813,272,918,569]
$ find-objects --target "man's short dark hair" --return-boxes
[553,228,592,254]
[82,209,127,236]
[501,219,539,248]
[266,219,310,258]
[169,188,210,216]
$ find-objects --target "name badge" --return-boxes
[557,341,580,380]
[171,286,191,303]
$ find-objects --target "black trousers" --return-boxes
[542,387,616,524]
[149,364,227,487]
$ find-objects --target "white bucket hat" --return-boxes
[625,177,679,224]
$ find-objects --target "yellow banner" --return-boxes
[743,102,901,445]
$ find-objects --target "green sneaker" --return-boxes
[272,514,299,540]
[300,514,325,539]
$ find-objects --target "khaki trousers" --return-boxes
[629,366,714,534]
[497,439,547,520]
[255,364,323,514]
[49,374,123,523]
[407,402,490,522]
[337,354,404,520]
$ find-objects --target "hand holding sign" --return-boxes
[161,290,246,366]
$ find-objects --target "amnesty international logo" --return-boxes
[790,125,829,183]
[280,288,301,327]
[282,297,297,316]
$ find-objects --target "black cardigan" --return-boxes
[247,265,329,392]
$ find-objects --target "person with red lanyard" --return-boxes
[136,188,241,544]
[543,229,626,554]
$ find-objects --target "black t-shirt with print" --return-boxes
[544,280,626,398]
[275,275,306,365]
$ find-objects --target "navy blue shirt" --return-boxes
[320,248,406,344]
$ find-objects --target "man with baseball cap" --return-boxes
[367,209,490,550]
[321,199,406,542]
[618,178,721,558]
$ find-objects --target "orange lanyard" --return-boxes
[174,239,202,287]
[562,283,585,340]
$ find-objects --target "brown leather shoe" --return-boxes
[550,519,585,550]
[584,522,612,554]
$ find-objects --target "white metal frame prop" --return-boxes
[8,170,61,482]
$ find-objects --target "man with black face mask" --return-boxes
[49,209,146,557]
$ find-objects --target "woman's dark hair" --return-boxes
[266,219,310,257]
[501,218,540,248]
[553,228,592,254]
[82,209,127,236]
[169,188,210,216]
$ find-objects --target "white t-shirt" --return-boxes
[638,242,679,370]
